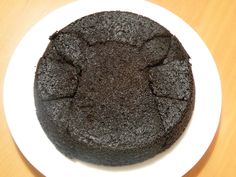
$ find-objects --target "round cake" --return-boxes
[34,11,195,166]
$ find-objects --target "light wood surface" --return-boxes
[0,0,235,176]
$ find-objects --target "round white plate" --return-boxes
[3,0,222,176]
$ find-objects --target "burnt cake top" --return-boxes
[34,11,194,165]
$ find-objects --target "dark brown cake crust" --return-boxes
[34,11,195,166]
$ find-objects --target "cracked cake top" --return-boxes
[34,11,194,166]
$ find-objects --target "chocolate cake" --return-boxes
[34,11,195,166]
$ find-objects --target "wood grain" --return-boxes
[1,0,235,176]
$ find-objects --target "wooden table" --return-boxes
[0,0,235,176]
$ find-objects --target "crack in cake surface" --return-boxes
[39,40,192,146]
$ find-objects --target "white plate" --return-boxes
[3,0,222,176]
